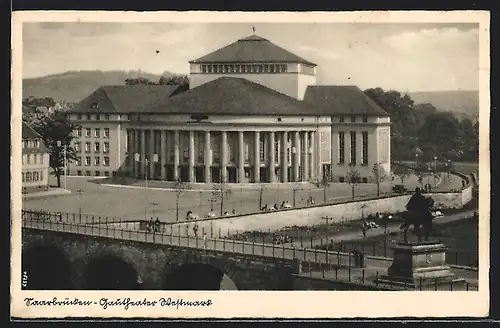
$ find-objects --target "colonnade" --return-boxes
[126,129,317,184]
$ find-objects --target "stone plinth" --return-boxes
[377,240,465,289]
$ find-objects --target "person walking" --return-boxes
[203,232,207,249]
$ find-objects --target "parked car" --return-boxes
[392,184,408,193]
[431,211,444,218]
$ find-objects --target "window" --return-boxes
[103,157,110,166]
[26,154,31,164]
[350,131,356,164]
[339,116,345,123]
[103,142,109,153]
[35,140,40,148]
[338,132,345,164]
[339,176,345,183]
[94,142,100,153]
[75,142,81,152]
[94,157,100,166]
[87,114,92,120]
[362,116,368,123]
[76,128,82,137]
[85,142,91,153]
[362,131,368,165]
[95,171,100,176]
[85,128,91,137]
[40,170,43,181]
[201,64,207,73]
[104,114,110,120]
[76,156,81,166]
[362,177,368,183]
[259,137,265,162]
[90,102,99,109]
[264,64,269,73]
[26,172,32,182]
[350,116,356,123]
[22,154,26,165]
[104,128,110,138]
[77,114,82,120]
[77,170,82,176]
[41,154,45,164]
[22,172,25,182]
[95,128,100,138]
[33,154,38,164]
[274,139,279,162]
[85,156,91,166]
[208,65,213,73]
[281,64,287,72]
[96,114,100,121]
[33,172,39,181]
[104,171,110,177]
[85,170,91,176]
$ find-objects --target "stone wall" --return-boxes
[292,275,394,290]
[170,188,471,236]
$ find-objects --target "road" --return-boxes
[22,172,464,223]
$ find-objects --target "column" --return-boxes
[293,131,300,182]
[128,129,135,177]
[160,130,167,180]
[280,131,288,182]
[302,131,309,182]
[253,131,260,183]
[268,131,275,182]
[189,131,195,182]
[140,129,146,178]
[134,129,140,178]
[309,131,315,180]
[173,130,180,181]
[237,131,245,183]
[204,131,211,183]
[149,130,155,179]
[221,131,228,182]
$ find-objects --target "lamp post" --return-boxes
[135,153,158,219]
[56,140,67,190]
[76,189,84,222]
[447,159,451,179]
[433,156,438,184]
[415,153,419,169]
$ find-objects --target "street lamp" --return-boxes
[135,153,158,219]
[433,156,438,184]
[76,189,84,222]
[415,153,419,169]
[56,140,68,190]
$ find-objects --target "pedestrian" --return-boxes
[193,223,199,237]
[154,217,160,232]
[362,225,367,237]
[203,232,207,249]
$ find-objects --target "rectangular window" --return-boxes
[77,114,82,120]
[85,170,91,176]
[104,128,110,138]
[350,131,356,164]
[85,142,91,153]
[103,156,110,166]
[103,142,109,153]
[104,171,110,177]
[22,154,26,165]
[85,157,91,166]
[362,131,368,165]
[281,64,287,72]
[27,154,31,164]
[223,64,228,73]
[96,114,100,121]
[208,65,213,73]
[40,170,43,181]
[22,172,25,182]
[351,116,356,123]
[274,139,279,162]
[85,128,91,137]
[94,142,100,153]
[75,142,81,152]
[35,140,40,148]
[26,172,32,182]
[104,114,110,120]
[94,157,100,166]
[76,156,81,166]
[229,64,234,73]
[33,154,38,164]
[76,128,82,137]
[201,64,207,73]
[338,132,345,164]
[270,65,275,73]
[259,137,265,162]
[362,116,368,123]
[87,114,92,120]
[77,170,82,176]
[339,116,345,123]
[95,128,100,138]
[33,172,39,181]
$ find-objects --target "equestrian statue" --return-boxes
[400,187,435,243]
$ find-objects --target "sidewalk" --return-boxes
[22,188,71,200]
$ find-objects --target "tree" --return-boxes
[29,110,79,188]
[345,164,361,200]
[158,75,189,86]
[372,163,388,197]
[392,165,410,185]
[212,179,231,216]
[125,77,156,85]
[173,179,191,222]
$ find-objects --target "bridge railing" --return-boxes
[21,214,357,269]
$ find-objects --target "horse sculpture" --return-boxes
[399,196,435,243]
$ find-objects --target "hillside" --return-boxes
[22,70,174,103]
[409,90,479,121]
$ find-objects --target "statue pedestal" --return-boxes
[377,240,465,289]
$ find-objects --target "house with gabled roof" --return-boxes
[22,122,50,193]
[67,33,390,184]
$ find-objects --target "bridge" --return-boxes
[20,210,478,291]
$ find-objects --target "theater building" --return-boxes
[68,34,390,183]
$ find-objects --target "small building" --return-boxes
[22,122,50,193]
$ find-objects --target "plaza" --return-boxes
[22,171,464,224]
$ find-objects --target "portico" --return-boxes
[127,128,316,184]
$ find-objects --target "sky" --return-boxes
[22,22,479,92]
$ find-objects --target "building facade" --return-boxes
[68,34,391,184]
[22,123,50,192]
